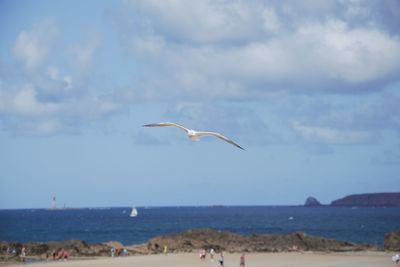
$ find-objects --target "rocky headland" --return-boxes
[330,192,400,207]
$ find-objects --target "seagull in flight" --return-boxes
[143,122,245,150]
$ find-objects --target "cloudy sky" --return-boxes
[1,0,400,209]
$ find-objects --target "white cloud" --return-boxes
[63,76,73,91]
[342,0,368,18]
[131,35,165,56]
[116,1,400,100]
[69,33,101,72]
[3,1,400,142]
[298,20,400,84]
[179,19,400,87]
[33,119,61,135]
[47,66,59,80]
[12,84,59,116]
[262,7,281,34]
[292,121,372,144]
[13,18,60,71]
[123,0,269,44]
[0,82,124,135]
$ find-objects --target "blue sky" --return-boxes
[1,0,400,209]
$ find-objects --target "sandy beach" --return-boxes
[4,251,393,267]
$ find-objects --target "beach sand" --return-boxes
[4,251,392,267]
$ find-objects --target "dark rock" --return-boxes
[37,240,93,256]
[331,193,400,206]
[0,239,131,261]
[304,197,322,207]
[384,229,400,251]
[129,228,374,253]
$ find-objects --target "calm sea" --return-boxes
[0,206,399,246]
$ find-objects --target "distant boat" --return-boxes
[130,207,138,217]
[288,216,294,220]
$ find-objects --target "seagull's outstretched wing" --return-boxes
[142,122,189,133]
[195,131,245,150]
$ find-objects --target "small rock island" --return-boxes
[304,196,322,207]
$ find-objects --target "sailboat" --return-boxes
[130,207,138,217]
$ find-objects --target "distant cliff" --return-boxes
[331,193,400,207]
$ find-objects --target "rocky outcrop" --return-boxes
[331,193,400,206]
[384,229,400,251]
[131,228,374,253]
[0,240,132,262]
[25,240,93,256]
[0,228,380,262]
[304,197,322,207]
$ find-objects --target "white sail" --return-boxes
[130,207,138,217]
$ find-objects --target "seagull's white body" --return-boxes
[143,122,244,150]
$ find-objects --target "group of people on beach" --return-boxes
[51,249,69,261]
[199,248,245,267]
[5,246,26,262]
[110,247,129,257]
[5,246,18,257]
[5,246,69,262]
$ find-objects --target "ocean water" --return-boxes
[0,206,399,246]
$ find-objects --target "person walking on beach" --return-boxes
[210,248,215,262]
[163,245,168,255]
[219,251,224,266]
[199,249,206,261]
[240,254,245,267]
[20,246,26,262]
[111,247,115,257]
[393,254,400,265]
[62,249,69,261]
[58,249,64,260]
